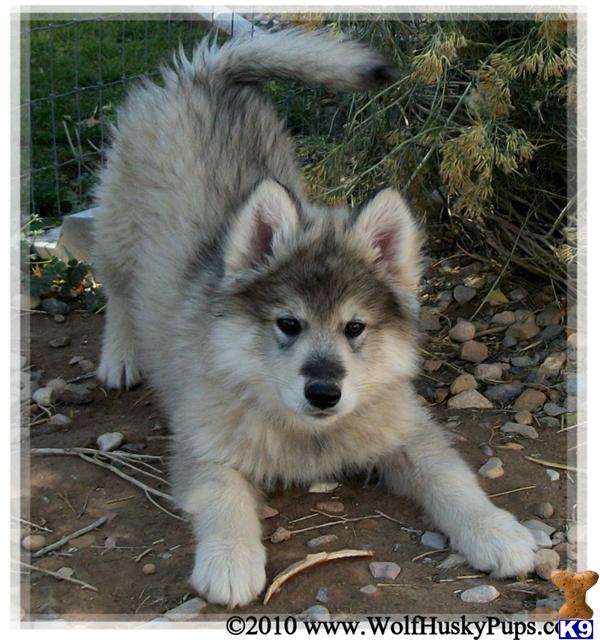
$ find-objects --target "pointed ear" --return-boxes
[354,188,423,289]
[224,180,299,274]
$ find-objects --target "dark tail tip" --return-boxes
[370,63,401,85]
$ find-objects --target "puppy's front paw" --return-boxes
[97,345,141,389]
[190,538,267,608]
[455,508,537,578]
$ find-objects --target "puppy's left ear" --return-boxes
[354,188,423,289]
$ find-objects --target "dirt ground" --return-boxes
[19,271,575,622]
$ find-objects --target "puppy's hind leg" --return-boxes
[97,278,141,389]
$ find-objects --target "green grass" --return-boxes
[23,14,219,219]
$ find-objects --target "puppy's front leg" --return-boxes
[380,417,536,578]
[176,463,266,608]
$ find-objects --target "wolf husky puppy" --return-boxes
[94,29,536,607]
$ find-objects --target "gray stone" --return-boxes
[315,587,329,604]
[449,320,476,343]
[507,323,540,341]
[539,325,564,342]
[481,445,494,457]
[369,561,401,579]
[536,306,563,326]
[453,285,477,304]
[53,314,66,323]
[450,374,478,395]
[532,502,555,519]
[534,548,560,580]
[503,335,518,349]
[421,531,448,550]
[302,605,330,622]
[511,355,536,368]
[484,382,524,404]
[509,288,527,302]
[77,359,96,374]
[437,553,466,570]
[473,363,504,380]
[523,519,556,536]
[309,481,339,493]
[538,352,567,380]
[41,298,70,316]
[270,527,292,543]
[546,469,560,482]
[447,389,493,410]
[97,431,124,452]
[32,387,53,406]
[501,422,539,439]
[48,413,71,426]
[460,341,489,363]
[359,584,379,595]
[460,585,500,603]
[61,383,93,405]
[544,402,566,417]
[491,310,516,326]
[515,410,533,425]
[307,534,339,549]
[478,457,504,479]
[48,336,71,348]
[567,525,578,545]
[539,417,560,429]
[515,309,536,324]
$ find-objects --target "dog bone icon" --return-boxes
[551,570,599,619]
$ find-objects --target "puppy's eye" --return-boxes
[344,321,366,339]
[276,317,301,336]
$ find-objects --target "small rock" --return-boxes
[437,553,466,570]
[164,597,207,621]
[421,530,448,550]
[69,356,84,366]
[515,410,533,425]
[536,306,563,326]
[478,457,504,479]
[511,355,536,368]
[48,413,71,426]
[55,567,74,580]
[302,605,330,623]
[436,290,454,310]
[53,313,65,323]
[419,307,441,331]
[453,285,477,304]
[513,389,546,412]
[433,388,449,403]
[491,311,516,326]
[96,432,124,452]
[523,519,556,536]
[46,378,66,396]
[460,585,500,603]
[450,374,478,395]
[77,359,96,374]
[260,505,279,520]
[423,359,442,372]
[567,525,577,545]
[315,587,329,604]
[536,595,564,610]
[61,384,93,405]
[501,422,539,439]
[460,340,489,363]
[534,548,560,580]
[120,442,146,454]
[484,382,524,404]
[503,334,518,349]
[449,320,476,342]
[307,534,339,549]
[270,527,292,543]
[369,561,401,580]
[359,584,379,595]
[309,481,338,493]
[507,322,540,341]
[315,501,345,515]
[447,389,493,410]
[142,563,156,575]
[543,402,566,417]
[32,387,53,406]
[481,444,494,457]
[538,352,567,380]
[473,363,504,380]
[532,502,555,519]
[501,442,524,450]
[546,469,560,482]
[41,298,70,316]
[48,336,71,348]
[530,529,553,548]
[539,325,564,342]
[22,534,46,551]
[539,417,561,429]
[515,309,536,323]
[509,288,527,302]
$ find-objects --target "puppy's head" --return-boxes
[210,179,423,426]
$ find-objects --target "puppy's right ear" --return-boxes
[224,180,299,274]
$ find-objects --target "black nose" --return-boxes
[305,381,341,410]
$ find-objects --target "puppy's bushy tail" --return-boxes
[184,28,398,92]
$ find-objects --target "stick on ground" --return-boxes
[33,514,110,558]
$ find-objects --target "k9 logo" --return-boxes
[558,620,594,639]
